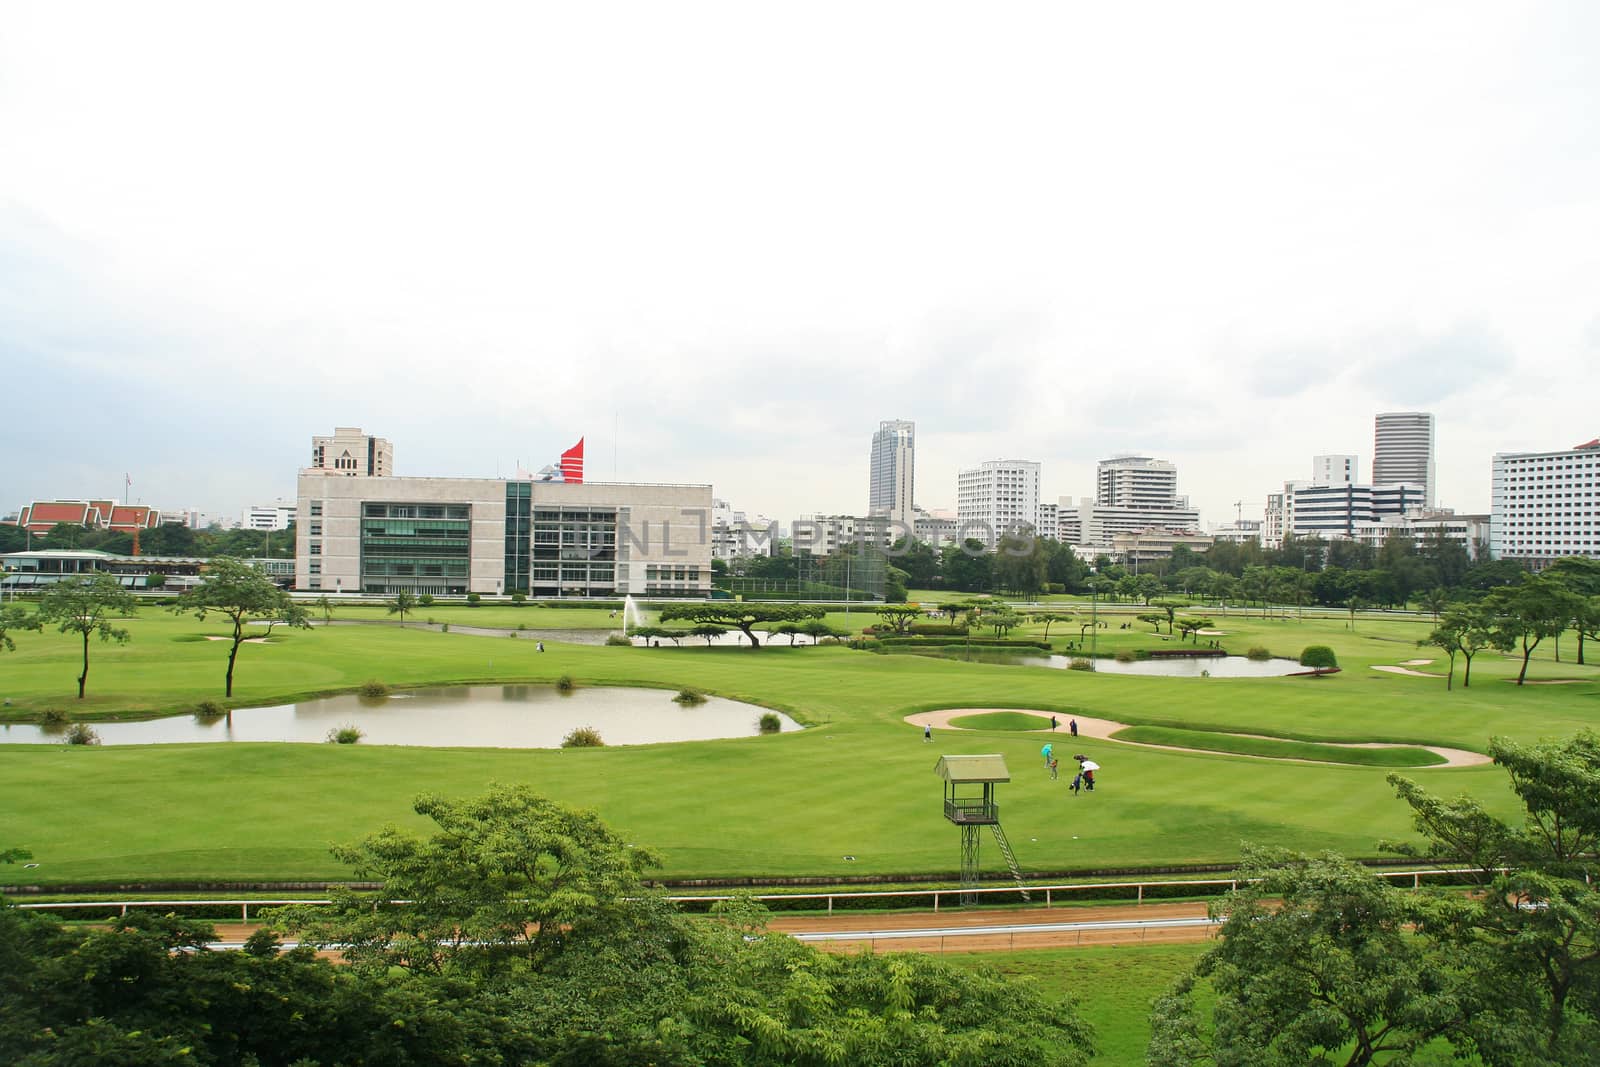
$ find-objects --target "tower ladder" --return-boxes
[990,823,1031,902]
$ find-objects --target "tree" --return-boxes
[1298,645,1338,673]
[1419,586,1450,621]
[315,594,337,624]
[993,532,1047,596]
[1422,605,1495,690]
[658,604,824,649]
[1150,847,1465,1066]
[1175,616,1213,643]
[1386,733,1600,1064]
[1030,611,1072,640]
[940,539,993,593]
[1484,577,1584,685]
[890,537,940,587]
[1345,594,1366,630]
[690,623,728,646]
[173,557,310,698]
[985,610,1021,637]
[38,572,137,699]
[875,604,922,635]
[0,605,41,654]
[1547,557,1600,664]
[388,589,418,627]
[1152,598,1184,634]
[1136,612,1165,634]
[275,785,664,978]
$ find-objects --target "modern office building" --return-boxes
[242,501,296,531]
[868,420,916,525]
[295,430,712,597]
[1096,456,1183,509]
[1288,482,1426,538]
[957,460,1041,548]
[1048,455,1201,550]
[1490,439,1600,563]
[1351,511,1490,559]
[1374,412,1436,507]
[309,427,393,478]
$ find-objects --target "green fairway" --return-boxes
[952,943,1211,1066]
[949,710,1054,731]
[1,606,1596,886]
[1110,725,1448,767]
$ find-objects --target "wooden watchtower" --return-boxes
[935,754,1029,905]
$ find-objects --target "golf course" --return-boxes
[1,599,1596,887]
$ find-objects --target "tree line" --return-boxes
[0,520,296,559]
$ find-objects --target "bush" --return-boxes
[64,722,101,746]
[674,688,707,705]
[555,674,576,694]
[38,708,70,726]
[325,724,364,744]
[511,592,527,608]
[359,679,390,699]
[605,633,632,647]
[562,726,604,747]
[466,592,481,607]
[1114,649,1137,663]
[418,594,435,607]
[440,622,449,633]
[194,700,226,719]
[758,712,782,734]
[1299,645,1339,671]
[908,623,968,636]
[1246,646,1273,661]
[1067,657,1095,672]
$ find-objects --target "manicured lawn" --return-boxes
[1,608,1596,886]
[951,943,1211,1066]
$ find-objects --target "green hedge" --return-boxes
[875,636,1051,650]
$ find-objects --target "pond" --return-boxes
[0,686,799,748]
[1017,655,1308,677]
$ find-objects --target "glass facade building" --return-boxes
[359,502,471,594]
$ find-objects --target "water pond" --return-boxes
[1,686,799,748]
[1018,655,1308,677]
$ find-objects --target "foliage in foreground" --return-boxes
[1151,731,1600,1066]
[0,785,1097,1066]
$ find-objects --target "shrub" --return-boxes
[38,708,70,726]
[440,622,449,633]
[466,592,481,607]
[1067,657,1095,672]
[359,679,390,699]
[194,700,226,719]
[1114,649,1137,663]
[1246,646,1273,661]
[674,688,707,705]
[555,674,576,694]
[64,722,101,746]
[1299,646,1339,671]
[418,594,435,607]
[325,724,364,744]
[562,726,604,747]
[511,592,527,608]
[758,712,782,734]
[605,633,631,647]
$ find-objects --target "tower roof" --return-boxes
[935,754,1011,783]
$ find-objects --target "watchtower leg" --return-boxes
[960,823,981,906]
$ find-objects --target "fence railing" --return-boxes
[12,867,1493,921]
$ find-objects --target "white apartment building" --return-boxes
[1313,454,1359,486]
[913,509,960,548]
[1096,456,1183,509]
[1351,511,1490,559]
[1210,518,1263,543]
[1491,439,1600,563]
[242,501,296,531]
[957,460,1041,548]
[1034,501,1059,539]
[868,420,916,525]
[792,514,897,556]
[709,498,776,560]
[1374,412,1436,507]
[1289,482,1425,538]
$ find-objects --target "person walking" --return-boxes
[924,723,932,743]
[1049,757,1059,780]
[536,640,544,652]
[1050,714,1058,731]
[1069,718,1078,737]
[1070,770,1082,794]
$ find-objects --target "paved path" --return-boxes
[903,708,1491,768]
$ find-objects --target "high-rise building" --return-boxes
[957,460,1041,547]
[309,427,393,478]
[1096,456,1183,509]
[1491,438,1600,563]
[868,420,915,525]
[1373,412,1435,506]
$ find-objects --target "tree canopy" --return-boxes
[173,556,309,697]
[38,572,137,698]
[658,603,824,648]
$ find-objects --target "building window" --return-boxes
[309,501,323,517]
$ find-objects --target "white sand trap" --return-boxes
[1508,678,1590,685]
[1196,629,1229,635]
[904,708,1490,767]
[1400,659,1434,666]
[203,635,271,643]
[1372,665,1444,678]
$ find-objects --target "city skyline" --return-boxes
[2,5,1597,526]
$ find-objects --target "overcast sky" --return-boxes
[3,2,1596,529]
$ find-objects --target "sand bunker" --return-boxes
[203,636,271,644]
[1399,659,1434,666]
[1372,664,1444,678]
[905,708,1489,768]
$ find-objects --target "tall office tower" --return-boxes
[868,419,916,525]
[957,459,1041,548]
[1374,412,1435,506]
[309,427,393,477]
[1096,455,1184,509]
[1491,438,1600,563]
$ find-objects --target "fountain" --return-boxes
[622,594,644,632]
